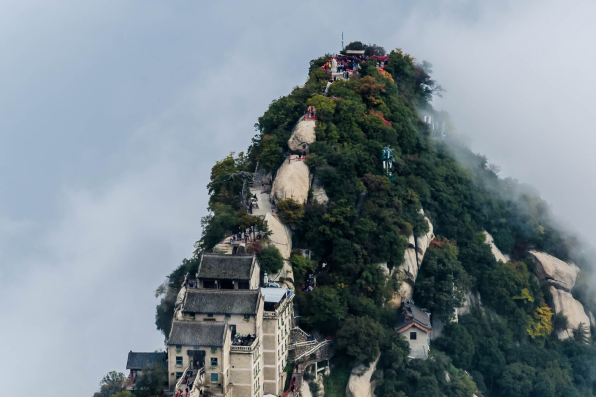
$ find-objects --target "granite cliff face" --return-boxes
[345,355,380,397]
[483,231,510,263]
[529,250,579,292]
[394,213,434,305]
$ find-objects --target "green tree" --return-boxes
[435,323,475,369]
[258,134,284,171]
[289,254,315,279]
[497,363,535,397]
[132,363,167,397]
[258,245,284,274]
[110,392,135,397]
[300,286,348,333]
[413,238,473,322]
[336,316,385,364]
[276,198,304,225]
[93,371,127,397]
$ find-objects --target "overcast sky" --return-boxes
[1,0,595,395]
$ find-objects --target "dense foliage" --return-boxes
[152,42,596,397]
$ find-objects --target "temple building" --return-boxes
[394,301,432,360]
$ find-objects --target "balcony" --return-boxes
[231,337,259,353]
[263,293,294,318]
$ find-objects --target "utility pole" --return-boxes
[342,32,344,50]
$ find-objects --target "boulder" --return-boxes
[288,119,316,153]
[264,212,292,259]
[530,251,579,292]
[550,286,591,338]
[483,231,510,263]
[557,329,572,340]
[270,159,310,205]
[312,176,329,205]
[346,355,380,397]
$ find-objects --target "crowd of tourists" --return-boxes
[321,53,390,76]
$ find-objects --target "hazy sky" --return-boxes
[1,0,594,395]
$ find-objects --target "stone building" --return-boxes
[394,301,432,359]
[165,253,295,397]
[261,287,294,395]
[168,288,264,397]
[196,253,260,290]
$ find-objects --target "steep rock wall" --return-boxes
[312,176,329,205]
[550,286,591,339]
[346,355,380,397]
[394,213,434,303]
[483,231,510,263]
[530,251,579,292]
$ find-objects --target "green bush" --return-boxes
[258,245,284,274]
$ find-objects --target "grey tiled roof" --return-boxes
[182,289,260,315]
[126,352,167,370]
[198,253,256,280]
[168,321,227,347]
[395,302,432,332]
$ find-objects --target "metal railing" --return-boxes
[288,340,317,350]
[175,364,191,391]
[291,327,309,338]
[292,340,331,362]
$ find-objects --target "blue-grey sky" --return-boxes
[1,1,595,395]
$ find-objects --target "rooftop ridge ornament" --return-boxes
[382,146,395,177]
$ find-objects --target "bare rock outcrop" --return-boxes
[416,212,435,262]
[400,233,418,281]
[264,212,292,259]
[457,291,482,317]
[483,231,510,263]
[270,158,310,205]
[346,355,380,397]
[394,214,434,302]
[312,176,329,205]
[288,119,316,153]
[550,286,591,339]
[299,380,312,397]
[530,251,579,292]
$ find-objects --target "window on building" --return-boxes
[176,372,183,379]
[244,314,250,320]
[176,356,183,366]
[225,313,231,318]
[410,332,417,340]
[211,373,218,382]
[211,357,218,366]
[175,344,182,353]
[193,345,200,350]
[211,346,217,353]
[189,313,195,320]
[207,313,214,317]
